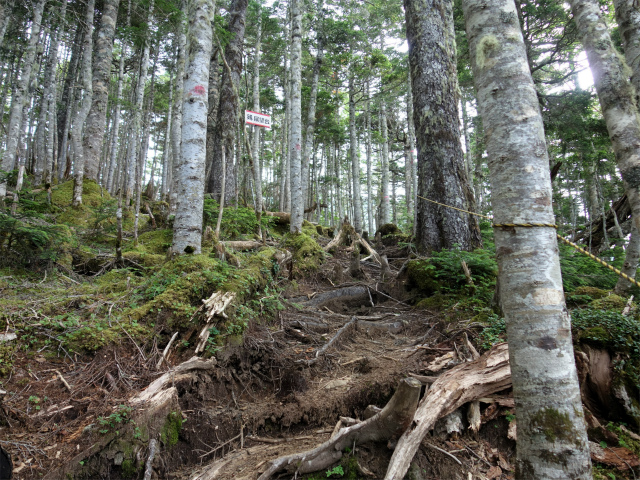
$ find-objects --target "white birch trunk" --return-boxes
[349,73,363,233]
[252,13,263,218]
[1,0,47,199]
[288,0,303,233]
[462,0,591,478]
[569,0,640,247]
[170,5,187,212]
[365,80,374,233]
[380,93,390,226]
[71,0,96,206]
[106,34,128,194]
[171,0,215,255]
[160,74,174,200]
[613,0,640,107]
[0,0,15,50]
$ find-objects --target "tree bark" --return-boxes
[83,0,120,181]
[171,0,215,255]
[251,12,263,231]
[463,0,592,478]
[289,0,303,233]
[302,20,324,216]
[615,224,640,294]
[71,0,96,207]
[207,0,248,204]
[406,0,476,252]
[170,5,187,212]
[365,80,374,233]
[569,0,640,256]
[1,0,47,198]
[613,0,640,108]
[379,76,390,226]
[0,0,15,49]
[349,73,363,233]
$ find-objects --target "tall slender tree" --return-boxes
[172,0,215,255]
[84,0,120,181]
[289,0,303,233]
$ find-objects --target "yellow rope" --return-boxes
[416,194,640,288]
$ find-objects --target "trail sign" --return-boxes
[245,110,271,129]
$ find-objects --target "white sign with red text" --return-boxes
[245,110,271,129]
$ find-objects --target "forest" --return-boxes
[0,0,640,478]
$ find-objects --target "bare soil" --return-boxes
[1,239,638,480]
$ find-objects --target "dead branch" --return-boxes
[156,332,179,369]
[301,317,357,366]
[143,439,158,480]
[384,343,511,479]
[263,211,290,225]
[257,377,422,479]
[300,286,368,307]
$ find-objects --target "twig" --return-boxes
[55,370,72,392]
[424,442,462,465]
[464,445,492,468]
[199,433,241,458]
[156,332,179,369]
[300,317,357,366]
[117,318,146,361]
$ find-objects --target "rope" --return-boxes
[416,194,640,289]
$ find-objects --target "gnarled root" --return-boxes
[257,377,422,480]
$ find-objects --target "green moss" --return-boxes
[48,179,108,208]
[376,223,401,236]
[302,220,319,238]
[122,251,166,268]
[415,293,456,309]
[573,286,609,299]
[530,407,577,444]
[476,34,499,70]
[126,229,173,255]
[589,294,627,311]
[285,233,324,274]
[160,411,183,447]
[121,459,137,478]
[0,342,16,377]
[407,260,441,294]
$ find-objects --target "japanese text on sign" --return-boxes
[245,110,271,129]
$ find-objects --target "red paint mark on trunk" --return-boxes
[193,85,206,96]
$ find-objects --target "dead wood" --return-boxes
[288,320,330,333]
[357,320,404,333]
[222,240,264,251]
[195,292,236,353]
[156,332,179,369]
[301,317,357,366]
[256,377,422,479]
[383,343,511,480]
[571,194,631,250]
[263,211,290,225]
[299,285,369,307]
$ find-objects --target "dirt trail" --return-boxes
[1,240,516,480]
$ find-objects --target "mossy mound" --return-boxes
[122,251,166,269]
[572,286,610,300]
[376,223,401,236]
[302,220,319,238]
[407,260,441,295]
[126,229,173,255]
[49,179,109,208]
[589,294,627,311]
[284,233,325,274]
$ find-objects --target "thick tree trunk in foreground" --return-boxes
[463,0,591,478]
[83,0,120,181]
[613,0,640,108]
[0,0,15,49]
[289,0,303,233]
[172,0,215,255]
[569,0,640,257]
[170,3,187,212]
[615,224,640,294]
[251,13,263,224]
[71,0,97,206]
[1,0,46,199]
[405,0,477,252]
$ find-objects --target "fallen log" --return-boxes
[299,285,369,307]
[301,317,357,365]
[384,343,511,480]
[256,377,422,479]
[264,211,290,225]
[221,240,264,251]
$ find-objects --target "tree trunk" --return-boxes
[613,0,640,108]
[126,12,154,206]
[207,0,248,205]
[569,0,640,256]
[1,0,47,199]
[251,12,264,235]
[615,224,640,294]
[171,0,215,255]
[349,74,363,233]
[170,6,187,212]
[289,0,303,233]
[160,74,174,200]
[0,0,15,49]
[57,25,81,182]
[379,80,390,226]
[302,22,324,215]
[365,80,374,234]
[106,18,130,194]
[463,0,592,478]
[83,0,120,181]
[71,0,97,207]
[406,0,476,252]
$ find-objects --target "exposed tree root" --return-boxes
[384,343,511,480]
[299,285,369,307]
[300,317,357,365]
[256,377,422,479]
